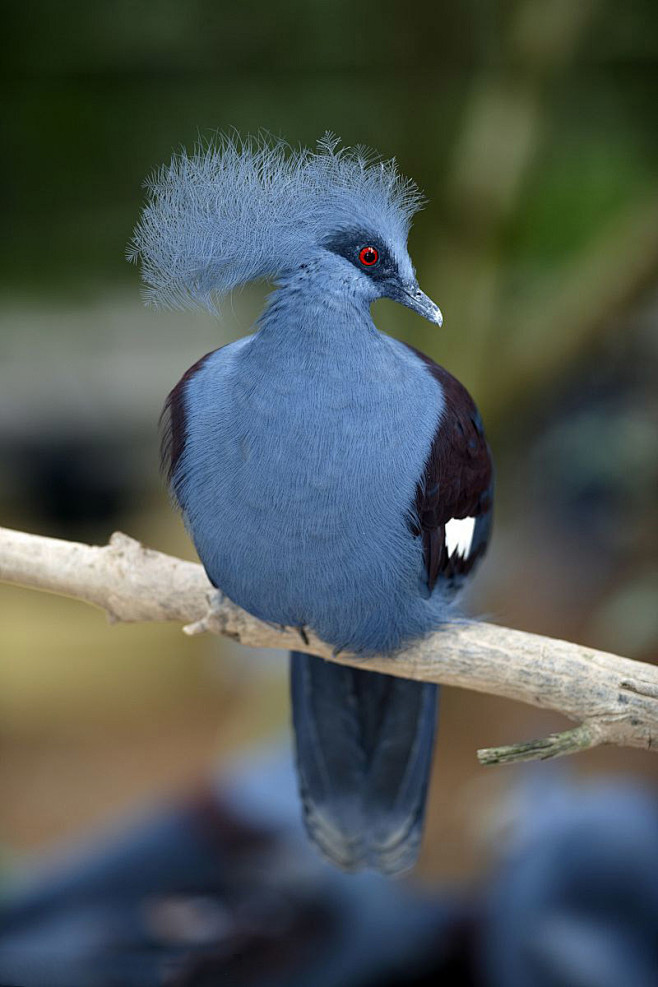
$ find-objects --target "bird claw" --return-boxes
[183,589,225,636]
[273,623,311,646]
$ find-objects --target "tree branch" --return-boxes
[1,525,656,764]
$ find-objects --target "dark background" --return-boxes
[1,0,657,882]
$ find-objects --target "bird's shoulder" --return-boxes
[160,336,251,486]
[403,343,494,594]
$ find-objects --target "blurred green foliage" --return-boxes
[2,0,658,421]
[1,1,656,285]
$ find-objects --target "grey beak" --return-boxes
[390,281,443,326]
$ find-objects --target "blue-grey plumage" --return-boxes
[481,780,658,987]
[131,135,493,875]
[172,292,451,654]
[290,655,439,874]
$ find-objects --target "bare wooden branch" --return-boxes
[477,725,597,765]
[1,525,656,764]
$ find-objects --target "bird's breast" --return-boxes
[177,336,444,644]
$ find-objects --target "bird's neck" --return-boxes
[245,283,379,375]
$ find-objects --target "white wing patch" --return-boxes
[445,516,476,559]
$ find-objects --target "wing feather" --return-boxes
[405,345,494,594]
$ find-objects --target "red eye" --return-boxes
[359,246,379,266]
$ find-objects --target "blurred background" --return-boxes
[0,0,657,982]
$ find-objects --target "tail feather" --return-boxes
[290,651,439,875]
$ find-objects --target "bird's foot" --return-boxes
[273,623,311,646]
[183,588,226,637]
[331,643,371,666]
[255,621,312,648]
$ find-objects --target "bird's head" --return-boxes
[129,132,441,326]
[318,229,442,325]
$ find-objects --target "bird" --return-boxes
[480,778,658,987]
[129,133,493,875]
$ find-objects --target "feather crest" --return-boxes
[127,132,424,311]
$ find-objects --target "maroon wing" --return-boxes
[406,346,494,595]
[160,348,218,489]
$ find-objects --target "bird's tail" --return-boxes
[290,651,438,875]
